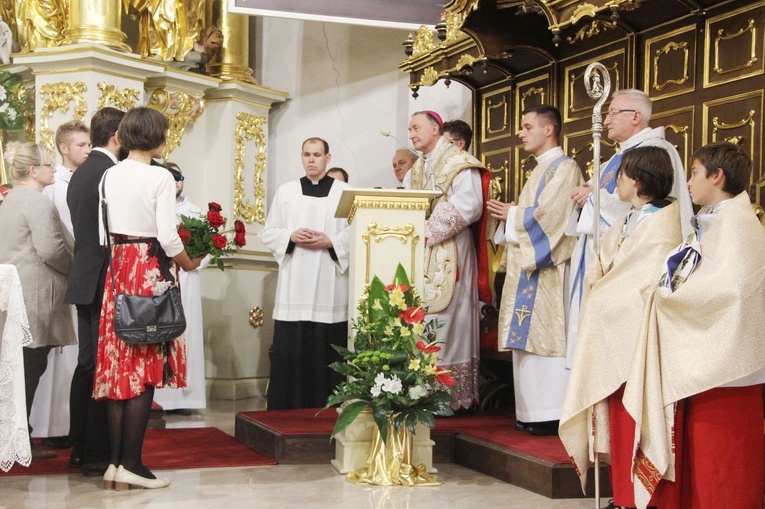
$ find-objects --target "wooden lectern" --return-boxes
[331,188,440,474]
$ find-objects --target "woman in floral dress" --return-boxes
[95,107,203,490]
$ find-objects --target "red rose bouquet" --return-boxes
[321,264,454,444]
[178,201,246,271]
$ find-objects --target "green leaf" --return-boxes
[330,401,368,440]
[371,405,390,445]
[393,263,410,287]
[216,258,224,271]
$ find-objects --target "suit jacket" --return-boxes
[65,150,116,306]
[0,186,75,347]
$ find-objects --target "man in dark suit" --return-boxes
[65,107,125,476]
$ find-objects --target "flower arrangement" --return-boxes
[323,264,455,443]
[0,70,27,131]
[177,201,246,270]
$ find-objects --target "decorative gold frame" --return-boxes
[513,144,536,202]
[480,146,511,203]
[563,127,618,180]
[644,25,696,101]
[38,81,88,150]
[704,4,765,88]
[514,73,549,133]
[97,83,140,111]
[651,106,695,171]
[480,83,514,143]
[233,112,268,225]
[361,223,419,284]
[563,49,625,122]
[702,90,763,185]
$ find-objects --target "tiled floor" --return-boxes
[1,397,603,509]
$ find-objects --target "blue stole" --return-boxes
[505,155,568,350]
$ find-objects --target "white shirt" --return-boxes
[98,159,184,258]
[43,164,74,236]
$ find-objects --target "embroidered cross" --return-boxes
[514,305,531,326]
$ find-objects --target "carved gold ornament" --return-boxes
[712,110,755,142]
[653,41,690,91]
[39,81,87,150]
[362,223,419,285]
[347,198,430,225]
[567,20,615,44]
[97,83,140,111]
[412,26,436,58]
[148,89,205,158]
[17,84,35,142]
[421,67,439,86]
[234,112,267,225]
[570,3,598,25]
[445,11,468,42]
[249,306,264,328]
[713,19,758,75]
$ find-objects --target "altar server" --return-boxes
[624,141,765,509]
[259,137,351,410]
[487,105,582,435]
[559,146,686,507]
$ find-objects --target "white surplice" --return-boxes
[259,178,351,323]
[154,197,208,410]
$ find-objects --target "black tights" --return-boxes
[107,385,155,478]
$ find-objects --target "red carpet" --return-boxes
[239,408,571,464]
[1,427,276,476]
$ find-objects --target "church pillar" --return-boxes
[207,0,255,83]
[61,0,131,52]
[200,82,287,400]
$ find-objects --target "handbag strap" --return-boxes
[100,170,118,296]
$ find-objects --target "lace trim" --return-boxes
[442,358,479,410]
[0,265,33,471]
[426,201,469,246]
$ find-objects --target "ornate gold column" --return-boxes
[207,0,255,83]
[61,0,131,52]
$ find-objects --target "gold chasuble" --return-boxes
[410,142,486,313]
[559,202,682,492]
[497,155,582,357]
[623,192,765,509]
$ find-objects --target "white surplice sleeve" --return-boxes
[258,189,293,266]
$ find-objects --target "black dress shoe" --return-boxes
[42,436,70,449]
[514,420,530,432]
[83,461,111,477]
[69,447,84,468]
[526,420,559,436]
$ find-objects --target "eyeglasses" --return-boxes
[606,109,636,118]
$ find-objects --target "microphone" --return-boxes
[380,127,439,194]
[380,128,420,160]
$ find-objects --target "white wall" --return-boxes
[256,17,474,199]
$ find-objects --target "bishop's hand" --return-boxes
[487,199,515,222]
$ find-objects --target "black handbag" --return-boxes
[101,171,187,345]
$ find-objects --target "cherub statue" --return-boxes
[191,25,223,75]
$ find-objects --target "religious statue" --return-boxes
[16,0,67,51]
[0,17,12,64]
[125,0,204,62]
[191,25,223,75]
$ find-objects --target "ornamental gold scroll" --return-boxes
[234,112,267,225]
